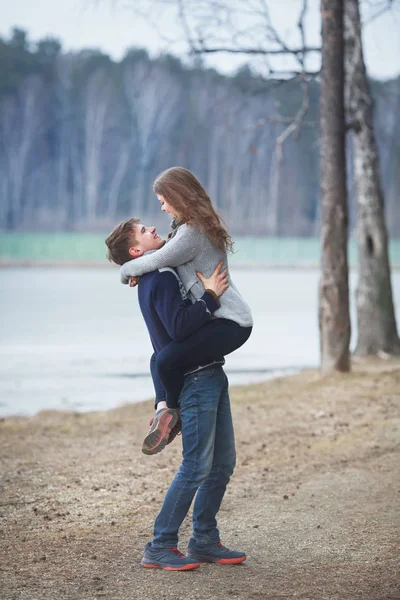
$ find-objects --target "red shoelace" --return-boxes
[170,547,185,558]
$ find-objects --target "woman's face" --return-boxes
[157,194,178,219]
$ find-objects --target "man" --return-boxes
[105,219,246,571]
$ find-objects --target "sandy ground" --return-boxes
[0,357,399,600]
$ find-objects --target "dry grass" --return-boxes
[1,357,399,600]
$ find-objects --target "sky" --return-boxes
[0,0,399,80]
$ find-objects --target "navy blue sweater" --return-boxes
[138,266,220,353]
[138,266,221,406]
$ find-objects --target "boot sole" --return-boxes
[142,410,179,455]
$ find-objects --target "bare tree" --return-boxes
[54,54,75,226]
[344,0,400,355]
[121,58,183,213]
[121,0,399,361]
[81,69,115,222]
[0,76,44,227]
[319,0,351,373]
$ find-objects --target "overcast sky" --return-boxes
[1,0,399,79]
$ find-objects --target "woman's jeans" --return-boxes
[152,366,236,548]
[155,319,252,409]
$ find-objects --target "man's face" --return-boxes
[129,224,165,258]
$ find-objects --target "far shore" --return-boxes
[1,258,400,270]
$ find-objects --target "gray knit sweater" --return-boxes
[120,223,253,327]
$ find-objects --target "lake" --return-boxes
[1,265,399,417]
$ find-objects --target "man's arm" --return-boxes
[151,270,221,342]
[150,353,166,410]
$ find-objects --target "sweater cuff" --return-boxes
[120,264,129,284]
[202,289,221,313]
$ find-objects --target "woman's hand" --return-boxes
[129,276,139,287]
[196,262,229,298]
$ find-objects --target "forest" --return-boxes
[0,27,399,236]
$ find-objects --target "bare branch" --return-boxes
[275,80,310,162]
[170,0,321,73]
[190,45,321,56]
[110,0,322,78]
[267,69,320,78]
[297,0,308,70]
[362,0,395,25]
[177,0,196,52]
[258,0,293,51]
[248,114,318,129]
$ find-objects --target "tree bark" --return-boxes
[319,0,351,374]
[344,0,400,356]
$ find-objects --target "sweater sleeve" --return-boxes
[120,224,202,284]
[150,352,166,409]
[151,271,220,342]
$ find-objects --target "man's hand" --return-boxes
[196,262,229,298]
[129,276,139,287]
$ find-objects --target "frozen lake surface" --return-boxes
[1,267,399,416]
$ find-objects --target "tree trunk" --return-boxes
[319,0,351,374]
[344,0,400,356]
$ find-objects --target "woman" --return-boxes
[121,167,253,450]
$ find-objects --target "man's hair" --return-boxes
[105,218,140,265]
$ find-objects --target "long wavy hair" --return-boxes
[153,167,233,253]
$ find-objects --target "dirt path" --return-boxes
[1,357,399,600]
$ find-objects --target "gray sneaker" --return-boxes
[141,542,200,571]
[186,540,246,564]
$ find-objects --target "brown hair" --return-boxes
[153,167,233,253]
[105,218,140,265]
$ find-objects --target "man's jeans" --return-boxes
[152,366,236,548]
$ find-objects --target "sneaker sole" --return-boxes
[141,561,200,571]
[188,555,246,565]
[215,556,246,564]
[142,410,179,455]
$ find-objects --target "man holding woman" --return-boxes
[106,167,252,570]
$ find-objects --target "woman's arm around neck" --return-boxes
[120,223,202,283]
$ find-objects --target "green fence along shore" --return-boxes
[1,233,400,268]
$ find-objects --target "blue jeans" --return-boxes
[155,319,252,409]
[152,366,236,548]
